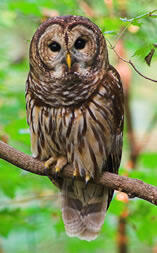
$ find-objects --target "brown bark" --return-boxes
[0,140,157,205]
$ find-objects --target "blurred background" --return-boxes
[0,0,157,252]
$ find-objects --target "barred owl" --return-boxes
[26,16,124,241]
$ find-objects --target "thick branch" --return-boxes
[0,141,157,205]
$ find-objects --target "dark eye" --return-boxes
[48,41,61,52]
[74,38,86,50]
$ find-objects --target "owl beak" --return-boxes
[66,53,71,70]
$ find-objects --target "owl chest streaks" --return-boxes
[26,71,122,179]
[25,16,124,240]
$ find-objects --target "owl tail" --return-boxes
[61,178,108,241]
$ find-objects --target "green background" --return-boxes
[0,0,157,252]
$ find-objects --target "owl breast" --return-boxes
[26,70,120,180]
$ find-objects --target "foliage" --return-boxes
[0,0,157,252]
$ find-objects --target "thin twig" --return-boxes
[128,60,157,83]
[107,40,157,83]
[0,141,157,205]
[113,25,130,48]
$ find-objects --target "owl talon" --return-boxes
[44,156,67,178]
[85,174,91,186]
[73,168,79,177]
[72,168,79,186]
[44,157,56,169]
[54,166,61,179]
[44,157,57,176]
[86,174,90,183]
[72,168,79,180]
[53,157,67,180]
[55,166,61,173]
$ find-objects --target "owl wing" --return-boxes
[105,65,124,208]
[106,134,123,208]
[62,65,124,241]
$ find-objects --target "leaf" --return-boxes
[0,208,21,237]
[128,201,157,245]
[145,48,155,66]
[132,44,154,59]
[8,0,41,16]
[109,198,125,216]
[0,160,22,198]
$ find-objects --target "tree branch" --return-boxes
[0,140,157,205]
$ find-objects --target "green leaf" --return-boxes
[0,208,21,237]
[8,0,41,16]
[132,44,154,58]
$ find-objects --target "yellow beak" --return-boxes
[66,53,71,70]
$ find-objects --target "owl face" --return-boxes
[30,16,108,81]
[38,23,97,75]
[28,16,109,106]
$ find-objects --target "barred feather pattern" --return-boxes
[26,15,124,241]
[26,66,123,240]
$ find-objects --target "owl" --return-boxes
[26,15,124,241]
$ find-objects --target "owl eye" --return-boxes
[74,38,86,50]
[48,41,61,52]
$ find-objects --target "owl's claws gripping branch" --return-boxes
[55,156,67,175]
[72,167,79,185]
[44,157,56,169]
[44,156,67,177]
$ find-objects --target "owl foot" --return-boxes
[55,156,67,176]
[44,156,67,178]
[72,168,79,185]
[85,174,91,184]
[84,173,92,189]
[44,157,57,169]
[73,167,79,177]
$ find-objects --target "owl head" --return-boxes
[28,16,109,106]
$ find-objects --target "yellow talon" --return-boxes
[73,168,78,177]
[44,157,56,169]
[85,174,90,184]
[55,167,61,173]
[44,161,51,169]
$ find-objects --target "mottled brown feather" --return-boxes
[26,16,124,241]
